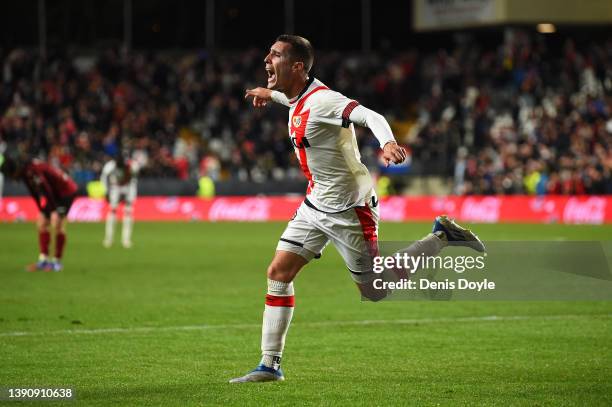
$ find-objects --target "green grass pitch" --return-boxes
[1,221,611,406]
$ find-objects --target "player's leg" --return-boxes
[229,251,309,383]
[121,186,136,248]
[29,211,52,271]
[262,251,305,372]
[323,203,388,301]
[431,215,485,252]
[386,215,486,276]
[49,195,74,271]
[104,188,119,247]
[49,213,68,272]
[333,209,485,300]
[230,203,328,383]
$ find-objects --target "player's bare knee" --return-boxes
[351,270,389,302]
[267,262,292,282]
[57,218,67,233]
[37,215,50,231]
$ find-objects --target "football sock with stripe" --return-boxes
[260,278,294,370]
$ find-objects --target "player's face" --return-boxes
[264,41,293,91]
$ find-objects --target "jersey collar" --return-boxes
[288,76,315,105]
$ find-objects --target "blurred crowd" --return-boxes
[413,31,612,195]
[1,30,611,194]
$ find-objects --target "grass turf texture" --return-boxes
[1,221,611,406]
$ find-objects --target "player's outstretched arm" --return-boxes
[381,141,408,167]
[24,178,44,211]
[349,105,407,166]
[245,88,290,108]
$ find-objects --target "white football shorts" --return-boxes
[108,184,137,208]
[276,199,379,274]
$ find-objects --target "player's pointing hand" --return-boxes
[382,141,407,166]
[245,87,273,108]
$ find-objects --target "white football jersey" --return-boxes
[101,159,140,189]
[280,78,376,212]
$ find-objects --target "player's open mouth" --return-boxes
[266,67,276,83]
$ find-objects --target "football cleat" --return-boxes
[25,260,51,272]
[122,240,132,249]
[432,215,486,253]
[103,239,112,248]
[49,261,63,272]
[229,364,285,383]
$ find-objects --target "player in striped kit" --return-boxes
[231,35,484,383]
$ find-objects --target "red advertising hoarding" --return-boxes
[1,195,610,224]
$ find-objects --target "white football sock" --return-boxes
[105,210,116,243]
[397,233,447,273]
[122,206,133,244]
[261,278,294,369]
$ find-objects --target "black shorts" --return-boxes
[42,194,76,218]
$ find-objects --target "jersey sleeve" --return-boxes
[312,91,396,148]
[100,161,113,189]
[348,105,396,147]
[23,176,43,210]
[271,91,290,107]
[311,90,359,126]
[26,168,57,211]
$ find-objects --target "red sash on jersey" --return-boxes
[290,85,328,194]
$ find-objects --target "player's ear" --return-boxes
[292,61,304,73]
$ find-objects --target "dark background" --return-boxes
[1,1,610,55]
[0,0,527,51]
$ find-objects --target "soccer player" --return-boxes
[100,153,140,248]
[232,35,484,383]
[0,155,77,272]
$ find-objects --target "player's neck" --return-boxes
[285,76,311,100]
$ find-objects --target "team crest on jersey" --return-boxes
[292,115,302,128]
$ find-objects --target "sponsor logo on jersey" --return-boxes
[290,133,311,149]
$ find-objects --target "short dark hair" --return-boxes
[276,34,314,73]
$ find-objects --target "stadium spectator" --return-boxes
[1,31,610,195]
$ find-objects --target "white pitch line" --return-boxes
[0,314,610,338]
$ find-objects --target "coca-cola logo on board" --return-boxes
[154,198,180,213]
[208,198,270,221]
[67,198,104,222]
[380,197,406,222]
[563,197,605,225]
[460,197,500,223]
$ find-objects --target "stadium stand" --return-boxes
[1,30,610,195]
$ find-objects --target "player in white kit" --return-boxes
[101,154,139,248]
[230,35,485,383]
